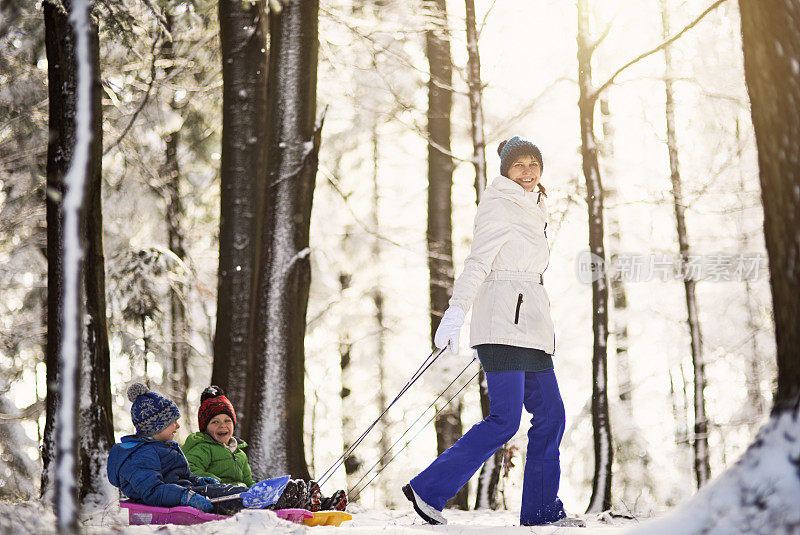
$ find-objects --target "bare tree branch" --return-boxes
[487,76,575,140]
[589,11,619,54]
[319,166,407,250]
[477,0,498,40]
[592,0,728,101]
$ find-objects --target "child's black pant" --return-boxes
[189,483,248,515]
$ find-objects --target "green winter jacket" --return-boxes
[181,432,256,488]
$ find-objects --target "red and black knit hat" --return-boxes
[198,386,237,432]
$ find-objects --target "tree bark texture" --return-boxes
[245,0,319,480]
[661,0,710,488]
[738,0,800,412]
[213,0,269,417]
[577,0,613,513]
[425,0,467,510]
[42,0,114,506]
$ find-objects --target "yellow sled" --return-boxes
[302,511,352,527]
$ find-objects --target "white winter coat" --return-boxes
[449,175,555,354]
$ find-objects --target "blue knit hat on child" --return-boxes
[127,383,180,437]
[498,136,543,178]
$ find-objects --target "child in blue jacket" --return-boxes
[107,383,253,514]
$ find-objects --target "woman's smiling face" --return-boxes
[206,414,234,444]
[507,154,542,192]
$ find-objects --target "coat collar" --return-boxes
[485,175,546,217]
[119,434,181,450]
[190,431,247,450]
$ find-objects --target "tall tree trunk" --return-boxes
[336,170,361,493]
[43,0,102,529]
[79,20,114,500]
[425,0,467,510]
[42,0,113,512]
[661,0,710,488]
[465,0,487,197]
[465,0,501,510]
[370,115,392,505]
[212,0,269,418]
[246,0,320,480]
[577,0,613,513]
[738,0,800,413]
[600,97,655,506]
[338,267,361,494]
[162,11,190,425]
[572,6,730,506]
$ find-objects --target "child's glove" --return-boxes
[434,306,465,354]
[182,490,213,513]
[197,476,220,485]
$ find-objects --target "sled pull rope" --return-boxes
[316,347,447,486]
[316,347,445,486]
[348,357,478,500]
[349,358,480,501]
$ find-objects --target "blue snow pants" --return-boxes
[409,369,566,525]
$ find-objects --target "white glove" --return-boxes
[434,306,466,354]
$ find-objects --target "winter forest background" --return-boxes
[1,0,799,533]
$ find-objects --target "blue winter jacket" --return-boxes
[107,434,204,507]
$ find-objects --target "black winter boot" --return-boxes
[321,490,348,511]
[307,480,322,512]
[271,479,307,510]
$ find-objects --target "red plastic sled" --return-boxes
[120,502,314,526]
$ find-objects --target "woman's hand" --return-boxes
[434,306,466,354]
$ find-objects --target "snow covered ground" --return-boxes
[0,500,641,535]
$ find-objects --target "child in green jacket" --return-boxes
[182,386,256,487]
[182,386,347,511]
[181,386,255,487]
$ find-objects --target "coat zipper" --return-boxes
[514,293,523,324]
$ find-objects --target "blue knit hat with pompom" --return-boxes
[127,383,180,437]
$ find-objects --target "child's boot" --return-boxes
[272,479,306,510]
[307,480,323,512]
[321,490,348,511]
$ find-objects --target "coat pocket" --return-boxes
[514,293,523,325]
